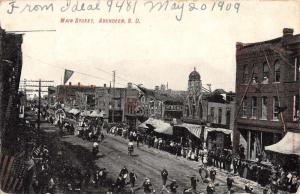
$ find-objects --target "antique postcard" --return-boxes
[0,0,300,193]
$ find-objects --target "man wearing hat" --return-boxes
[129,169,137,188]
[161,168,169,187]
[143,178,153,194]
[190,174,199,192]
[209,167,217,183]
[198,164,208,180]
[226,173,234,193]
[206,181,215,194]
[170,179,178,194]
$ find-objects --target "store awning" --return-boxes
[69,108,80,115]
[144,118,173,135]
[80,110,91,117]
[265,132,300,156]
[64,107,72,112]
[175,123,203,138]
[204,127,233,141]
[90,110,105,117]
[138,122,149,129]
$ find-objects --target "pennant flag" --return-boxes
[0,153,26,193]
[64,69,74,85]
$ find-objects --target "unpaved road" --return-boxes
[61,131,265,194]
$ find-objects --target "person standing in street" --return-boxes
[190,174,199,192]
[206,181,215,194]
[209,167,217,183]
[226,174,234,193]
[143,178,153,194]
[198,164,207,180]
[161,168,169,187]
[170,179,178,194]
[129,169,137,188]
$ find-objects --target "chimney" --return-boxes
[127,82,133,89]
[161,84,166,91]
[78,82,80,86]
[155,86,159,91]
[104,83,106,88]
[283,28,294,37]
[69,82,72,86]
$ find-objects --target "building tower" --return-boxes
[187,67,203,119]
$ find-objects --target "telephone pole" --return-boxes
[112,70,116,123]
[21,79,54,130]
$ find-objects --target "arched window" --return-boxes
[242,65,249,83]
[263,62,269,83]
[252,64,258,83]
[274,60,281,82]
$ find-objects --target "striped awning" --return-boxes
[265,132,300,156]
[175,123,203,138]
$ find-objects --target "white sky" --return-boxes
[0,0,299,92]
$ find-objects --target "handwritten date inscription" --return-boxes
[6,0,240,21]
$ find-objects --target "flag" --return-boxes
[63,69,74,85]
[0,153,26,193]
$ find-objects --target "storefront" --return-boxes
[173,123,204,149]
[205,127,232,151]
[239,128,283,161]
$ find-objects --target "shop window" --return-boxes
[274,60,281,82]
[251,97,257,118]
[293,95,299,121]
[273,96,279,120]
[261,97,267,120]
[242,97,247,118]
[218,108,222,124]
[262,62,269,84]
[242,64,249,83]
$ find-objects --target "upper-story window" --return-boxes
[218,108,222,124]
[252,64,258,83]
[293,95,299,121]
[251,97,257,118]
[261,96,267,120]
[294,57,299,82]
[242,65,249,83]
[274,60,281,82]
[262,62,269,84]
[273,96,279,120]
[210,107,215,122]
[242,97,247,118]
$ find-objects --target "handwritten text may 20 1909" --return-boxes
[6,0,241,21]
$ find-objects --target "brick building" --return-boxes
[234,28,300,160]
[56,82,96,107]
[0,26,23,154]
[95,83,139,124]
[137,85,184,121]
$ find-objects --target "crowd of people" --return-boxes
[104,122,300,194]
[41,105,300,194]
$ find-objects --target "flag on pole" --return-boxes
[63,69,74,85]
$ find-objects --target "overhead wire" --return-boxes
[23,55,128,87]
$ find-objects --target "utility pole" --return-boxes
[38,79,41,130]
[112,70,116,123]
[22,79,54,130]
